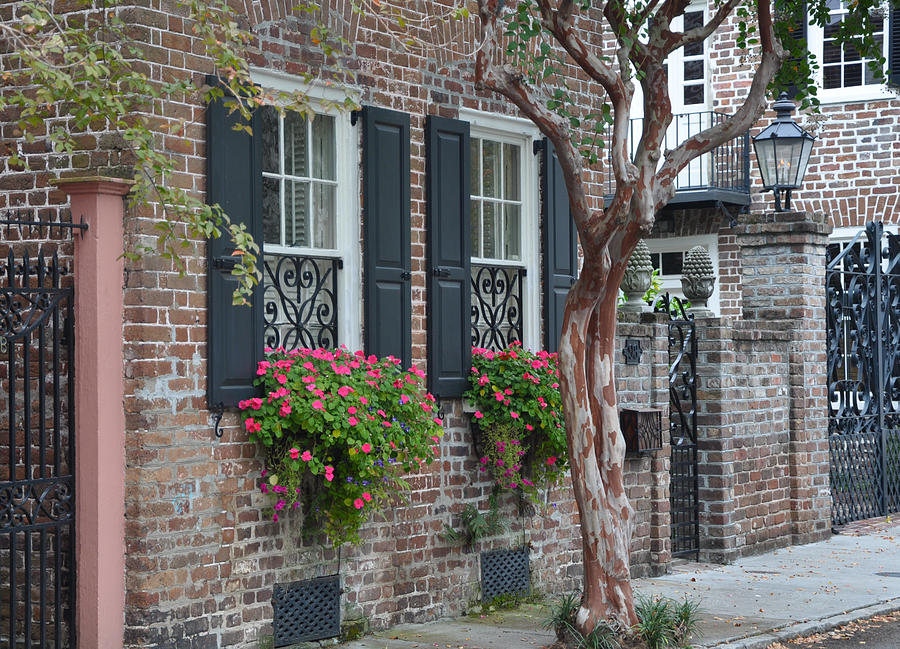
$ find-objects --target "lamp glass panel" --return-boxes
[797,137,814,184]
[754,138,776,187]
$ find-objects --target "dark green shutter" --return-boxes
[890,8,900,86]
[362,106,412,367]
[777,0,807,98]
[542,139,578,354]
[425,116,471,398]
[206,92,264,408]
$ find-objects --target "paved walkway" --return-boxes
[341,518,900,649]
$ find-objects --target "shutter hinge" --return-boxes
[400,270,412,280]
[533,140,543,156]
[213,256,240,272]
[350,110,361,126]
[431,267,451,278]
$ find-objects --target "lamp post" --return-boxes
[752,92,815,212]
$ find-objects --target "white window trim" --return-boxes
[252,68,362,352]
[830,224,898,242]
[462,109,542,350]
[807,10,895,105]
[645,234,720,315]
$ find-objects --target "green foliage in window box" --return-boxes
[241,347,443,546]
[464,343,567,497]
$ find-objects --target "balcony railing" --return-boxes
[471,264,525,351]
[606,110,751,203]
[263,252,340,351]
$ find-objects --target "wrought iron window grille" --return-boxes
[471,264,525,351]
[263,252,340,352]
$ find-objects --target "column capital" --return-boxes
[51,175,134,197]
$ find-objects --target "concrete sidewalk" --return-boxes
[342,518,900,649]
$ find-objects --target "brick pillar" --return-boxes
[54,176,132,649]
[735,211,832,545]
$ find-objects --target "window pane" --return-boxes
[284,111,309,177]
[684,60,704,81]
[843,43,861,63]
[844,62,862,86]
[262,176,282,245]
[261,107,279,174]
[684,41,703,57]
[823,40,841,63]
[311,114,335,181]
[504,204,521,261]
[651,253,661,272]
[661,251,683,276]
[471,199,481,257]
[824,19,841,38]
[482,201,497,258]
[684,84,704,105]
[503,143,520,200]
[684,10,703,30]
[311,183,335,249]
[865,61,880,84]
[483,140,501,198]
[286,180,309,247]
[823,65,841,88]
[470,138,481,196]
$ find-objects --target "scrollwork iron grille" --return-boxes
[655,294,699,559]
[471,264,524,351]
[480,547,530,602]
[272,575,341,646]
[1,250,76,649]
[826,222,900,525]
[263,253,340,351]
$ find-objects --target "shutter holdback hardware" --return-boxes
[212,402,225,438]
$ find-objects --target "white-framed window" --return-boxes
[645,234,720,315]
[253,69,361,352]
[462,110,540,351]
[808,1,894,103]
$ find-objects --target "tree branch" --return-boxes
[670,0,743,50]
[653,0,786,209]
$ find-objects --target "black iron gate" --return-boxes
[1,249,76,649]
[656,295,700,558]
[826,221,900,526]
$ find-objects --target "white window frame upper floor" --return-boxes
[808,0,896,104]
[644,234,720,315]
[252,68,362,352]
[460,108,542,351]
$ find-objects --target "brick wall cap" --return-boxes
[733,210,832,238]
[51,175,135,197]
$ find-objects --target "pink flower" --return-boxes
[273,513,279,522]
[276,373,288,385]
[479,375,490,386]
[301,451,312,462]
[494,392,504,402]
[244,418,261,433]
[312,400,325,410]
[360,397,368,405]
[338,386,353,397]
[302,375,316,384]
[256,361,270,375]
[275,500,286,511]
[525,424,533,431]
[289,448,300,460]
[348,417,359,426]
[474,411,484,419]
[361,443,372,453]
[382,421,392,428]
[353,498,364,509]
[420,402,433,413]
[303,361,315,371]
[480,456,489,464]
[280,401,292,416]
[547,456,557,465]
[433,418,442,425]
[348,406,357,415]
[314,389,325,398]
[377,409,387,418]
[400,394,410,404]
[510,411,519,419]
[362,492,372,502]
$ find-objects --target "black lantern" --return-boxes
[752,92,815,212]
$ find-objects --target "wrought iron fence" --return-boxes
[470,264,524,351]
[605,111,751,196]
[263,252,340,351]
[826,222,900,525]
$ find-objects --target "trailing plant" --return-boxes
[542,593,622,649]
[465,343,567,497]
[441,492,508,551]
[241,347,443,546]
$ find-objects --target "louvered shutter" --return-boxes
[890,7,900,86]
[425,116,471,398]
[206,91,264,408]
[777,0,808,98]
[542,139,578,354]
[362,106,412,367]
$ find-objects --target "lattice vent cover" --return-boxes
[480,547,530,602]
[273,575,341,647]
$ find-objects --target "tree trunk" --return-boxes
[559,253,637,633]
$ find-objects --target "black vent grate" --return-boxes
[272,575,341,647]
[480,547,530,602]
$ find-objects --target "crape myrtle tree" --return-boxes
[468,0,895,634]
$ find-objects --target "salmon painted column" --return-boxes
[54,176,133,649]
